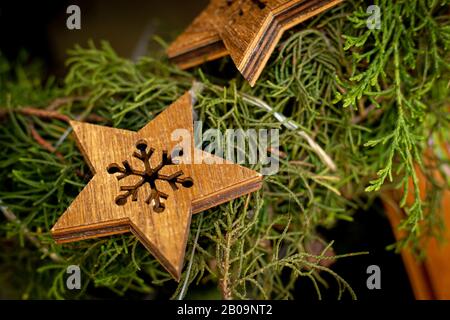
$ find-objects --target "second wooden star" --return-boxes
[167,0,343,86]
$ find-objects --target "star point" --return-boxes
[167,0,343,86]
[52,92,262,280]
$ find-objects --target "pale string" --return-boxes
[239,91,337,171]
[178,213,203,300]
[190,81,337,171]
[2,77,336,298]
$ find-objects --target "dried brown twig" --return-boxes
[47,95,87,110]
[0,95,106,123]
[28,123,64,160]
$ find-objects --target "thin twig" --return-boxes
[16,107,71,123]
[85,114,108,123]
[0,107,107,124]
[220,231,233,300]
[178,214,203,300]
[0,93,107,125]
[29,123,64,160]
[199,81,337,171]
[0,201,64,263]
[242,92,337,171]
[352,104,383,124]
[47,95,87,110]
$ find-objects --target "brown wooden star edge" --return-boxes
[167,0,343,86]
[51,92,263,281]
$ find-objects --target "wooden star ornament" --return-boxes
[51,92,263,280]
[167,0,343,86]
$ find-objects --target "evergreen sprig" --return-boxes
[0,0,448,299]
[337,0,450,252]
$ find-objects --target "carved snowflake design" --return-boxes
[106,140,193,213]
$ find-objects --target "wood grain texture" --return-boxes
[167,0,343,86]
[383,195,434,300]
[51,92,263,281]
[383,148,450,299]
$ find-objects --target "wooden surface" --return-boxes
[167,0,343,86]
[51,92,263,281]
[383,150,450,299]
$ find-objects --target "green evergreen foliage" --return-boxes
[0,0,448,299]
